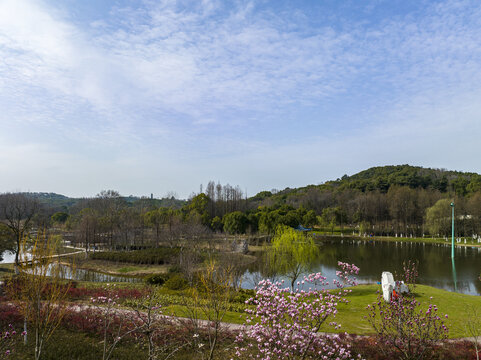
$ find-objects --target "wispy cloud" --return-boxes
[1,0,481,196]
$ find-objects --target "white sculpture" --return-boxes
[382,272,395,302]
[381,271,409,302]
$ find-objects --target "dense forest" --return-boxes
[1,165,481,253]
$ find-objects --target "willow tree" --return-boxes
[425,198,452,237]
[269,226,319,290]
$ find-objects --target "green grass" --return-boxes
[163,304,247,324]
[320,284,481,338]
[157,284,481,339]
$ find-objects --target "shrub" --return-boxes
[145,274,169,286]
[366,293,449,360]
[230,288,255,304]
[352,337,477,360]
[65,286,148,301]
[0,304,22,327]
[164,274,188,290]
[1,323,25,356]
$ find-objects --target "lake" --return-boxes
[54,264,142,283]
[241,239,481,296]
[3,239,480,293]
[0,251,141,283]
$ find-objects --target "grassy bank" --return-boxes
[313,233,481,248]
[324,284,480,338]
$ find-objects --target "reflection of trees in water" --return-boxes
[245,239,481,295]
[47,264,140,283]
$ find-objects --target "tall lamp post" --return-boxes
[451,202,455,258]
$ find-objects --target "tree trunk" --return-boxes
[23,317,27,345]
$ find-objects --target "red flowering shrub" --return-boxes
[65,286,148,301]
[0,303,22,327]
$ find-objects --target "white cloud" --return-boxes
[1,0,481,196]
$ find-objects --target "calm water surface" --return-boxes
[242,239,481,296]
[3,240,480,292]
[0,251,140,283]
[54,264,142,283]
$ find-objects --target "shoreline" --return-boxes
[312,233,481,248]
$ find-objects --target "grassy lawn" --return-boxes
[148,283,481,339]
[0,263,14,280]
[163,304,247,324]
[324,284,481,338]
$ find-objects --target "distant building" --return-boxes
[294,225,311,232]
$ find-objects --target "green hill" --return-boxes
[250,164,481,205]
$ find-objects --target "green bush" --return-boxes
[231,288,255,303]
[164,274,188,290]
[145,273,169,286]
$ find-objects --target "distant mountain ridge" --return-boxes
[20,192,186,211]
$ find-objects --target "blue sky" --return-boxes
[1,0,481,199]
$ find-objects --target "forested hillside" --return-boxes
[245,165,481,237]
[2,165,481,253]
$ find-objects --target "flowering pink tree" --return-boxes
[89,288,184,360]
[91,294,135,360]
[1,324,25,356]
[366,293,448,360]
[234,262,361,360]
[395,260,419,293]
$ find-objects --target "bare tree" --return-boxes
[0,193,39,269]
[72,207,99,252]
[93,190,126,250]
[8,233,72,360]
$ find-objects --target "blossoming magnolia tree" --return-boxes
[366,293,449,360]
[1,324,25,356]
[234,262,361,360]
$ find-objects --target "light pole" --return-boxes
[451,256,458,292]
[451,202,455,258]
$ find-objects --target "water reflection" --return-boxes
[452,257,458,292]
[56,265,142,283]
[25,263,142,283]
[1,251,141,283]
[0,250,32,264]
[242,239,481,295]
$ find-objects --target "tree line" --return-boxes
[2,166,481,262]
